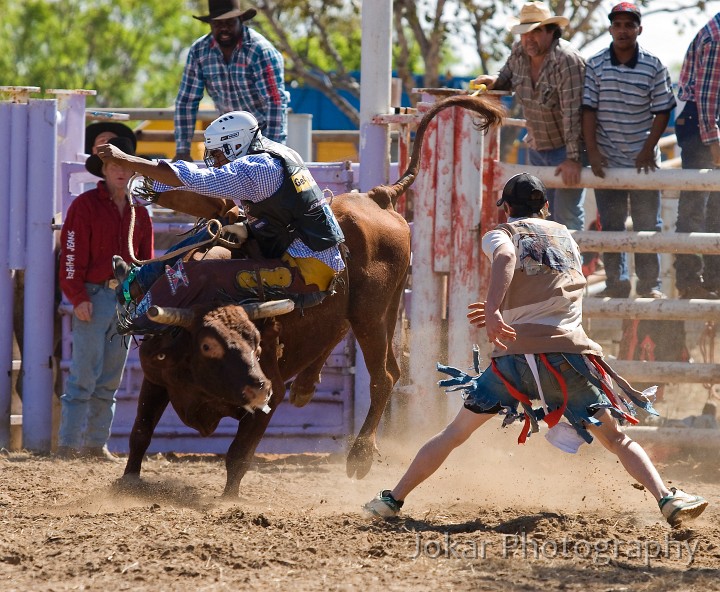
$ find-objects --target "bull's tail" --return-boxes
[368,94,506,209]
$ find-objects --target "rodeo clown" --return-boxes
[96,110,345,333]
[364,173,708,528]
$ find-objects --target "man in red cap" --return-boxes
[582,3,675,299]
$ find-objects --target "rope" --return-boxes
[124,179,239,267]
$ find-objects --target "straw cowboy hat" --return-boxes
[193,0,256,23]
[507,2,569,35]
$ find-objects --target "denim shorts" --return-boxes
[463,353,613,439]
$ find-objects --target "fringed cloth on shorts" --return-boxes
[437,347,659,445]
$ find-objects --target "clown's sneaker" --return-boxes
[658,488,708,526]
[362,490,403,518]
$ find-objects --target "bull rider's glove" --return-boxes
[222,222,249,246]
[130,175,161,204]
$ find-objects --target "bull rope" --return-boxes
[123,180,231,267]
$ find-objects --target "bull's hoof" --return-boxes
[289,382,315,408]
[221,486,240,499]
[346,439,376,479]
[112,473,144,493]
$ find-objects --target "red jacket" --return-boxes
[59,181,154,307]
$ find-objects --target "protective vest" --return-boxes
[245,140,344,259]
[491,218,602,358]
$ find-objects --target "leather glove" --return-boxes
[222,222,249,245]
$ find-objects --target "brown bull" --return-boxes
[121,95,505,496]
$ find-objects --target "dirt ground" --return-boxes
[1,416,719,592]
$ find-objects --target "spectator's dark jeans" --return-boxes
[528,146,585,231]
[595,187,662,293]
[674,101,720,290]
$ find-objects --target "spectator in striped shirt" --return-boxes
[472,2,586,231]
[174,0,288,161]
[673,12,720,300]
[582,3,675,299]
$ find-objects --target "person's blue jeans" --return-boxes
[59,283,128,448]
[134,225,215,292]
[528,146,585,230]
[594,187,662,294]
[674,101,720,290]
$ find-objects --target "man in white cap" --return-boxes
[473,1,586,231]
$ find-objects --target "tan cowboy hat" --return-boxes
[193,0,256,23]
[507,2,569,35]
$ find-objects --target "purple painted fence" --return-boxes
[60,162,358,454]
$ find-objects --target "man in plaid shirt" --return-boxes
[174,0,288,161]
[473,2,586,231]
[673,12,720,300]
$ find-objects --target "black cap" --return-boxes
[496,173,548,208]
[84,121,137,155]
[85,136,135,178]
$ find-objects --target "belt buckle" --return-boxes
[107,279,119,290]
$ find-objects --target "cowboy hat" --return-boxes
[507,2,569,35]
[85,136,136,178]
[193,0,257,23]
[84,121,137,156]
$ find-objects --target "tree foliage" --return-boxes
[0,0,205,107]
[0,0,715,125]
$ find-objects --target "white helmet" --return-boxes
[204,111,261,166]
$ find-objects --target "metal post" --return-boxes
[21,99,57,452]
[8,104,28,271]
[48,90,93,200]
[474,107,502,363]
[287,112,312,162]
[355,0,392,435]
[0,103,12,448]
[407,101,445,434]
[446,106,484,421]
[358,0,391,193]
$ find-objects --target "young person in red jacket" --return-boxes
[57,124,153,460]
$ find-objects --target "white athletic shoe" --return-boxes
[362,490,403,518]
[658,487,708,526]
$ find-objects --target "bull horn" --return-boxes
[148,305,195,327]
[243,299,295,320]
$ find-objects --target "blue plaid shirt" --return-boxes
[159,155,345,271]
[175,27,289,153]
